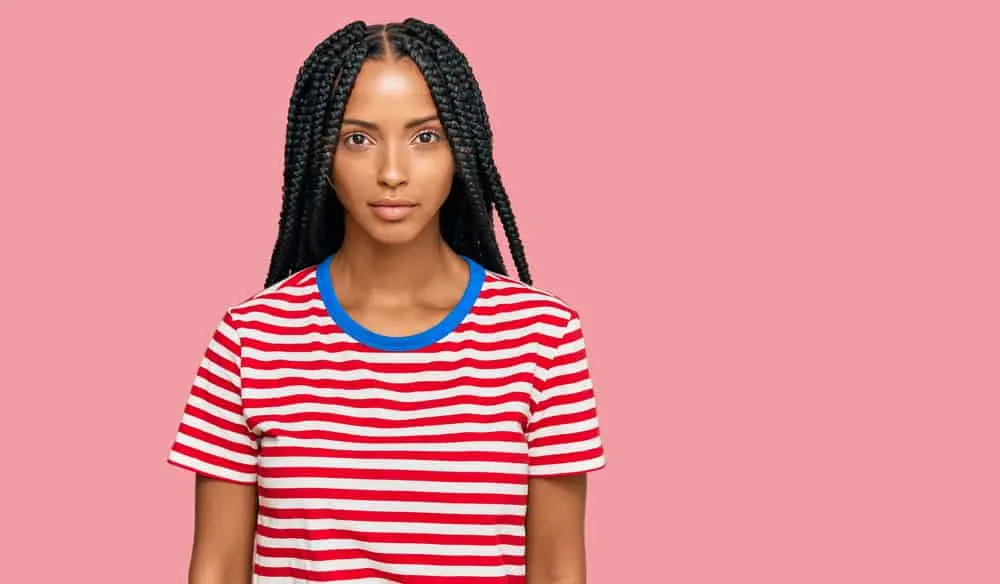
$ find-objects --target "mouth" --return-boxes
[368,200,418,222]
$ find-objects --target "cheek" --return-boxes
[413,153,456,202]
[330,156,372,205]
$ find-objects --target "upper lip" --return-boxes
[369,199,417,207]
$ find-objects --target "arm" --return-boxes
[188,475,258,584]
[525,473,590,584]
[166,310,260,583]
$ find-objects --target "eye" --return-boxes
[343,133,372,147]
[413,130,441,144]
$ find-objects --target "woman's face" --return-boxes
[331,56,455,247]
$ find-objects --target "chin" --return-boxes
[364,221,429,246]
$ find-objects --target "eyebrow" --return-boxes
[342,115,440,130]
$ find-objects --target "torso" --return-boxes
[168,255,606,583]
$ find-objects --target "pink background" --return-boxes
[3,1,998,582]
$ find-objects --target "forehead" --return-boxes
[343,57,437,116]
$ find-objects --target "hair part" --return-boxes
[264,18,531,288]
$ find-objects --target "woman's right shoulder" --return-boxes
[220,263,323,325]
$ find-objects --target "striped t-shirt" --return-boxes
[167,255,606,582]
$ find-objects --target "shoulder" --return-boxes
[219,264,322,330]
[480,269,583,329]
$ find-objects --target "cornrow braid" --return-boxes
[264,19,533,287]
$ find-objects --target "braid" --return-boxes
[397,35,506,275]
[307,40,370,258]
[401,20,531,284]
[267,22,367,285]
[265,19,533,287]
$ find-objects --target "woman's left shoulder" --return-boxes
[481,269,582,323]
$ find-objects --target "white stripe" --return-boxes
[181,411,257,448]
[243,383,532,404]
[255,535,523,557]
[529,455,606,477]
[238,321,564,345]
[168,450,256,484]
[538,378,593,400]
[527,417,600,442]
[185,394,251,432]
[529,436,603,458]
[205,336,239,365]
[257,514,526,538]
[268,436,528,454]
[240,284,318,303]
[259,496,525,516]
[464,304,573,323]
[198,354,241,389]
[473,292,566,311]
[262,419,521,438]
[530,395,598,424]
[259,477,527,495]
[174,428,258,465]
[244,362,538,383]
[257,455,526,475]
[241,341,544,364]
[240,297,326,312]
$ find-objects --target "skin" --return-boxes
[327,54,469,335]
[188,53,590,584]
[188,476,256,584]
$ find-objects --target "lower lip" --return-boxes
[369,204,417,221]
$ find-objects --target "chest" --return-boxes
[237,343,541,487]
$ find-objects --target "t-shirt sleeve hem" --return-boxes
[167,452,258,486]
[528,456,607,478]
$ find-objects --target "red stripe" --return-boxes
[195,360,240,395]
[257,409,526,430]
[529,426,601,449]
[258,466,528,485]
[244,372,538,392]
[265,428,526,445]
[528,408,598,433]
[244,390,531,412]
[182,400,253,438]
[255,543,523,567]
[177,421,257,456]
[188,382,242,415]
[170,441,256,475]
[534,387,593,412]
[241,353,545,374]
[256,565,523,583]
[263,446,528,465]
[260,506,525,527]
[529,446,605,468]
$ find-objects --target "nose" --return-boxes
[377,143,409,188]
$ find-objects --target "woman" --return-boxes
[167,18,606,584]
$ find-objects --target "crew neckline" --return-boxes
[316,255,486,352]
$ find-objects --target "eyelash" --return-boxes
[342,130,442,147]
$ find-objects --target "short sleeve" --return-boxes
[527,311,607,477]
[166,310,259,485]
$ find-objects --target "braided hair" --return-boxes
[264,18,531,288]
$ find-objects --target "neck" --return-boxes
[331,220,461,296]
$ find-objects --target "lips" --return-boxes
[368,200,417,222]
